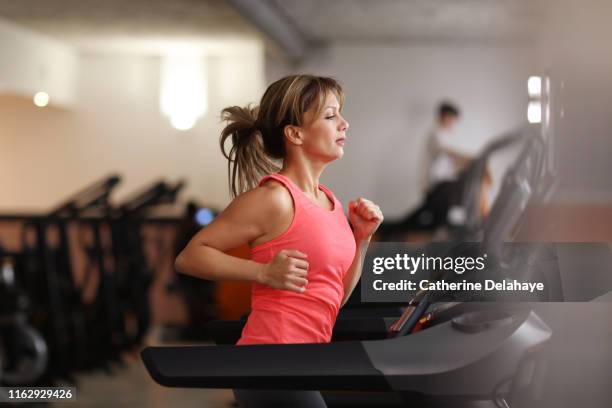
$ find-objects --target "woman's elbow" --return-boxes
[174,242,218,280]
[174,250,190,275]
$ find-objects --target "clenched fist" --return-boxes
[348,198,384,241]
[257,249,309,293]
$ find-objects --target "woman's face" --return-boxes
[298,93,349,161]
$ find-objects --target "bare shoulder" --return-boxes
[186,179,294,250]
[224,179,293,221]
[258,179,293,210]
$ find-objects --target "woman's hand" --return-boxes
[348,198,384,241]
[257,249,309,293]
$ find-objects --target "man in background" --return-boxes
[379,102,476,241]
[421,102,472,193]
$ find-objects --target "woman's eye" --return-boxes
[325,115,336,120]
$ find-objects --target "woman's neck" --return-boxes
[279,159,326,196]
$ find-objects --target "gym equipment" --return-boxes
[378,129,527,241]
[143,309,551,406]
[73,179,185,365]
[0,254,48,386]
[18,174,121,381]
[207,315,396,345]
[1,175,187,385]
[108,179,185,349]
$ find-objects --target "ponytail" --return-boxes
[219,105,280,198]
[219,75,345,198]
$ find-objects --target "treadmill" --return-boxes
[377,129,526,242]
[143,310,550,405]
[142,130,554,407]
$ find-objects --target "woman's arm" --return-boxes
[341,237,371,307]
[341,198,384,306]
[175,183,309,293]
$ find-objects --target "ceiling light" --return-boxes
[160,55,207,131]
[527,101,542,124]
[527,76,542,97]
[33,91,50,107]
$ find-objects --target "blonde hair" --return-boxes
[219,75,345,197]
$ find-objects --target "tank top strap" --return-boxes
[317,183,339,210]
[258,173,306,206]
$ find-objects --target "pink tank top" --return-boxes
[237,173,356,345]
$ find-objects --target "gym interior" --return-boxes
[1,1,611,407]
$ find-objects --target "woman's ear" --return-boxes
[284,125,304,146]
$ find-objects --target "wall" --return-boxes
[0,43,265,212]
[4,1,610,215]
[0,17,77,107]
[267,43,535,218]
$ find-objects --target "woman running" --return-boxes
[175,74,384,407]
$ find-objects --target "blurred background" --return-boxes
[0,0,611,406]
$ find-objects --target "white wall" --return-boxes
[0,18,77,107]
[0,44,265,212]
[267,44,534,218]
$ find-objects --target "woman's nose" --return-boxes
[340,117,349,131]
